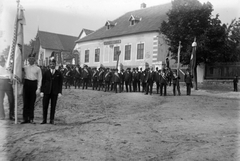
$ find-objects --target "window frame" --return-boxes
[94,48,100,62]
[124,44,131,61]
[84,49,89,63]
[136,43,144,60]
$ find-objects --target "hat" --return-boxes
[49,57,56,63]
[28,52,36,58]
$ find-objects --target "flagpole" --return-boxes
[177,41,181,76]
[14,0,20,124]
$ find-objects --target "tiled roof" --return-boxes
[37,30,78,51]
[76,3,171,43]
[83,29,94,35]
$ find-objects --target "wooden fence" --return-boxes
[205,62,240,79]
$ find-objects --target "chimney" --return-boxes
[141,3,146,9]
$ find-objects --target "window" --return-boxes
[125,45,131,60]
[137,43,144,59]
[95,48,100,62]
[85,50,89,63]
[113,46,120,61]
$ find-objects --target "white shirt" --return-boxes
[24,64,42,89]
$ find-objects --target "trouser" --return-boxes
[125,81,131,92]
[173,83,181,96]
[65,78,71,88]
[186,83,191,95]
[0,80,14,119]
[114,82,121,93]
[98,80,104,90]
[156,82,160,94]
[137,80,140,92]
[74,78,81,89]
[142,82,146,92]
[42,93,58,122]
[234,83,238,91]
[82,78,89,89]
[132,80,137,92]
[146,81,153,94]
[23,79,37,121]
[160,83,167,96]
[104,81,110,91]
[92,79,98,90]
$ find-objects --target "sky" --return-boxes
[0,0,240,53]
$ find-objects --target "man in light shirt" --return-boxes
[21,54,42,124]
[0,56,14,120]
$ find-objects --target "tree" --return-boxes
[224,18,240,62]
[0,46,10,59]
[159,0,231,89]
[160,0,213,65]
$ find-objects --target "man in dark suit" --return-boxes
[82,65,89,89]
[184,69,193,95]
[124,68,132,92]
[40,58,63,124]
[145,67,154,95]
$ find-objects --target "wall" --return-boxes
[75,32,170,69]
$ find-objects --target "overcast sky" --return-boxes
[0,0,239,53]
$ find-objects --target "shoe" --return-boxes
[29,120,36,124]
[40,121,47,124]
[21,120,30,124]
[49,120,55,125]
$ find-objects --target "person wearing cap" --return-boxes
[159,68,168,96]
[0,56,14,120]
[124,68,132,92]
[132,68,138,92]
[104,68,111,92]
[92,68,98,90]
[184,69,193,95]
[82,65,89,89]
[21,53,42,124]
[135,67,141,92]
[40,58,63,124]
[233,75,238,92]
[145,67,154,95]
[112,69,121,93]
[172,70,181,96]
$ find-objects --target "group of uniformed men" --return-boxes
[50,64,193,96]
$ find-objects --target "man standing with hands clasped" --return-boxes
[40,58,63,125]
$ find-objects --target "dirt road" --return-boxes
[0,86,240,161]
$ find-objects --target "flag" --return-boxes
[190,38,197,74]
[5,9,18,72]
[13,6,26,86]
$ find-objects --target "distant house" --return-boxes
[34,30,78,66]
[74,3,173,69]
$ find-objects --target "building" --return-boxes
[34,30,78,66]
[74,3,173,70]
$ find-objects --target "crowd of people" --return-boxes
[48,63,193,96]
[0,53,196,124]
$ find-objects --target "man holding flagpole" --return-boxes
[5,0,26,124]
[0,57,14,120]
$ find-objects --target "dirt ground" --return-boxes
[0,84,240,161]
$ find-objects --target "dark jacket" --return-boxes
[184,73,193,84]
[41,70,63,95]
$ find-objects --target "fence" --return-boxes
[205,62,240,79]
